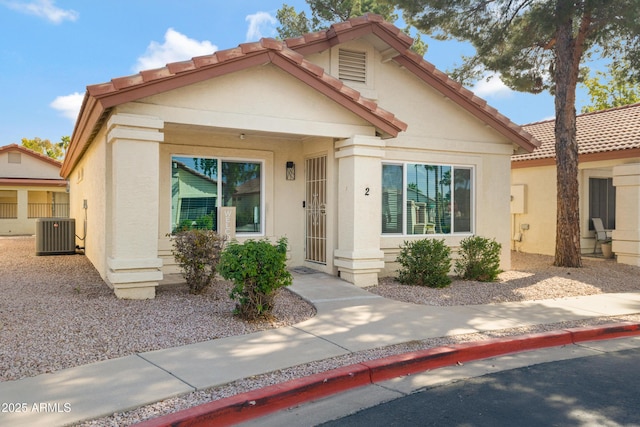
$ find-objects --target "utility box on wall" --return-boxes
[511,185,526,214]
[35,218,76,255]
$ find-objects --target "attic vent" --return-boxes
[8,152,21,164]
[338,49,367,84]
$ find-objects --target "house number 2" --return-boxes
[365,187,370,196]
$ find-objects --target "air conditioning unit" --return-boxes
[35,218,76,256]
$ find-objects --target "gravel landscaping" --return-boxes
[0,236,315,383]
[2,235,640,426]
[370,250,640,305]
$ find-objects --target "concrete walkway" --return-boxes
[2,272,640,426]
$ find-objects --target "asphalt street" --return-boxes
[320,347,640,427]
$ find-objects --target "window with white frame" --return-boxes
[382,163,473,235]
[171,156,262,234]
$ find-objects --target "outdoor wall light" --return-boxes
[286,161,295,180]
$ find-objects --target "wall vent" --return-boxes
[35,218,76,256]
[338,49,367,84]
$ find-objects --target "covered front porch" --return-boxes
[95,103,397,299]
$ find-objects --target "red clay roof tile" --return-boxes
[283,36,307,48]
[278,47,305,65]
[215,46,245,62]
[140,67,173,82]
[298,58,324,77]
[513,103,640,162]
[192,54,220,67]
[111,74,145,90]
[320,72,344,91]
[303,31,328,44]
[166,60,197,74]
[260,38,284,50]
[86,82,115,96]
[240,41,266,54]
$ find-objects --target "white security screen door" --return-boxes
[305,156,327,264]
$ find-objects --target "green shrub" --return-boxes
[171,229,225,294]
[396,238,452,288]
[218,237,292,320]
[454,236,502,282]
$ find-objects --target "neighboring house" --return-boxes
[0,144,69,235]
[171,159,219,232]
[61,14,538,299]
[511,102,640,266]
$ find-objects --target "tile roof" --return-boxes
[513,102,640,163]
[62,13,539,178]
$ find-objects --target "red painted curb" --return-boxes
[570,322,640,343]
[135,364,371,427]
[365,330,573,383]
[135,322,640,427]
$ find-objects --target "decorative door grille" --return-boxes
[305,156,327,264]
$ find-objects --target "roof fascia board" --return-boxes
[0,178,67,187]
[511,157,556,168]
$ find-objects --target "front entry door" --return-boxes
[305,155,327,264]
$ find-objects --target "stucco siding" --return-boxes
[0,151,62,179]
[68,126,108,281]
[125,65,376,139]
[511,165,557,255]
[512,158,640,257]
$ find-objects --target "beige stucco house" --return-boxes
[61,14,538,299]
[511,102,640,266]
[0,144,69,235]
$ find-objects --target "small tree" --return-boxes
[396,238,452,288]
[20,136,69,160]
[581,62,640,113]
[171,229,225,294]
[218,238,292,320]
[454,236,502,282]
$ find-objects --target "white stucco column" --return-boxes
[334,135,385,287]
[106,113,164,299]
[16,189,28,221]
[612,163,640,266]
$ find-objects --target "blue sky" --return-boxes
[0,0,593,147]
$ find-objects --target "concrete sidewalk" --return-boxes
[2,272,640,427]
